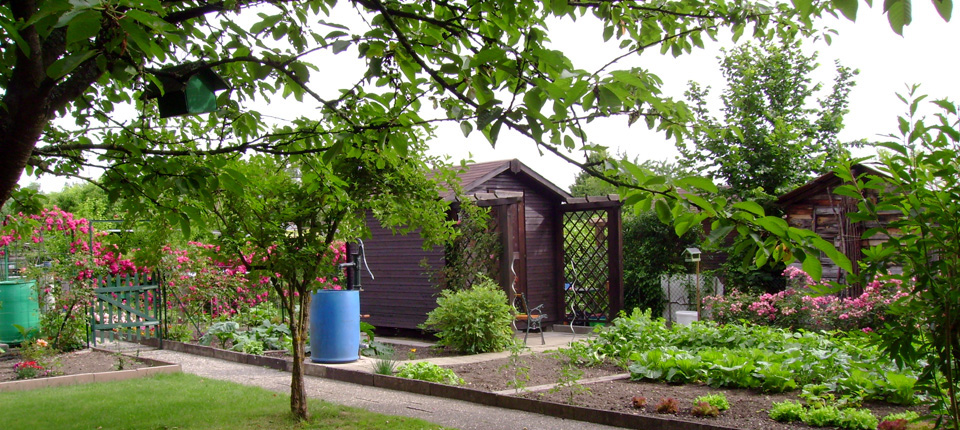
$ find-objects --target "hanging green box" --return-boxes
[0,279,39,345]
[144,62,229,118]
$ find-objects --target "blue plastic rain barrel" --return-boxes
[309,290,360,363]
[0,279,39,345]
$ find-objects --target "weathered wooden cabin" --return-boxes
[777,164,899,287]
[357,159,623,331]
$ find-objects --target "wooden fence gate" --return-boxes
[90,274,163,346]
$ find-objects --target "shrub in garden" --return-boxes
[3,207,145,351]
[164,323,195,342]
[395,362,464,385]
[13,361,48,379]
[768,400,805,422]
[160,241,270,320]
[39,308,86,352]
[655,397,679,414]
[622,211,698,315]
[420,276,514,354]
[18,338,58,371]
[704,267,911,332]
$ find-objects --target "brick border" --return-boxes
[142,339,736,430]
[0,351,181,393]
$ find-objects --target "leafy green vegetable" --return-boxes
[395,362,464,385]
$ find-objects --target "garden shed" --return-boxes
[776,164,900,290]
[357,159,623,331]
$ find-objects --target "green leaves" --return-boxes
[832,0,860,20]
[0,15,31,56]
[46,50,98,79]
[123,9,174,33]
[66,10,101,45]
[933,0,954,20]
[883,0,913,35]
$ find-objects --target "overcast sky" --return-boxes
[425,2,960,191]
[22,3,959,194]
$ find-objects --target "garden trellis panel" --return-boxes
[559,197,624,326]
[90,273,164,347]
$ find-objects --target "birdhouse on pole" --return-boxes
[143,62,229,118]
[683,247,702,263]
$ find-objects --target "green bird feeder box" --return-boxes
[144,62,229,118]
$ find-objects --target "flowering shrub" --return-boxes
[705,267,912,332]
[2,207,147,350]
[161,241,268,319]
[13,361,48,379]
[312,242,347,290]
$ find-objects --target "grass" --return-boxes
[0,373,451,430]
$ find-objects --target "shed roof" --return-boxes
[440,159,573,202]
[776,164,885,207]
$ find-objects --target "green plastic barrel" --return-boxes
[0,279,39,344]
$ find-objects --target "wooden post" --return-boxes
[607,204,624,321]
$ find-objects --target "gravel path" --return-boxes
[138,347,623,430]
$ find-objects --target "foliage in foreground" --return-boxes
[830,91,960,428]
[0,373,448,430]
[421,276,514,354]
[571,310,921,403]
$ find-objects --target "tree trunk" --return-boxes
[288,292,310,420]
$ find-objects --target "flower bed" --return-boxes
[704,267,912,332]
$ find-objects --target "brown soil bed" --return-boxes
[0,348,152,382]
[445,353,927,430]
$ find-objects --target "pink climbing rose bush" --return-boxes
[705,266,912,332]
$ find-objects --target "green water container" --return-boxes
[0,279,39,344]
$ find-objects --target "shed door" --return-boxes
[486,200,526,301]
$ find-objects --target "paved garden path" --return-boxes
[133,331,622,430]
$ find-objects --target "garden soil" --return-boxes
[445,353,927,430]
[0,348,151,382]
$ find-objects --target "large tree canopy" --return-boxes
[678,39,856,197]
[0,0,950,292]
[1,0,922,213]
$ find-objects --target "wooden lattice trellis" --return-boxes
[562,208,613,325]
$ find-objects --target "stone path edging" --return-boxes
[146,339,737,430]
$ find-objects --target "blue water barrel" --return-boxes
[309,290,360,363]
[0,279,39,345]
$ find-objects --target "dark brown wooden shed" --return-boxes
[357,159,623,331]
[777,164,899,289]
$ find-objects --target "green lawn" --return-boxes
[1,373,452,430]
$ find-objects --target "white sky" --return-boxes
[22,3,960,193]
